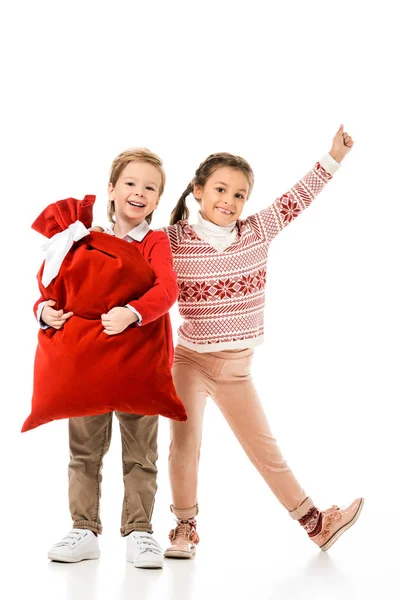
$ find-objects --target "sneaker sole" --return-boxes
[164,548,196,559]
[126,555,163,569]
[48,551,100,563]
[320,497,365,551]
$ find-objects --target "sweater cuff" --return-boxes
[126,304,143,326]
[37,301,50,330]
[320,153,341,176]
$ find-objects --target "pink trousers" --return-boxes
[168,345,314,521]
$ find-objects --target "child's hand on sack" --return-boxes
[329,124,354,163]
[42,300,74,329]
[91,226,105,233]
[101,307,138,335]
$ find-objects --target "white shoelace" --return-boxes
[134,533,162,556]
[54,529,89,548]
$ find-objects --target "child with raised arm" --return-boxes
[162,126,363,558]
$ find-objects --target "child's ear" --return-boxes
[193,183,203,201]
[108,182,114,199]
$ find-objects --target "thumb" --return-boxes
[46,299,56,306]
[336,124,344,135]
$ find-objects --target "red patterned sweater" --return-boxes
[162,159,337,352]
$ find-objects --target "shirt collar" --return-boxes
[104,220,150,242]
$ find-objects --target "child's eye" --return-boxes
[216,187,225,193]
[146,186,155,191]
[126,182,135,187]
[236,193,244,199]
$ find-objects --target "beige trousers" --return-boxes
[68,411,158,535]
[169,345,313,521]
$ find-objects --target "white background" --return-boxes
[1,1,399,599]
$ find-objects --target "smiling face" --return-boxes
[108,160,162,232]
[193,167,250,226]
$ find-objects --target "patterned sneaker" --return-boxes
[48,528,100,562]
[301,497,364,551]
[164,519,199,559]
[126,532,164,569]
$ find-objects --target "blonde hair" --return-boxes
[108,147,166,225]
[170,152,254,225]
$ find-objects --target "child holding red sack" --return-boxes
[34,148,180,569]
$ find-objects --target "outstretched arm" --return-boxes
[257,125,354,242]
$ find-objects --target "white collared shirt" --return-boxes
[104,220,151,243]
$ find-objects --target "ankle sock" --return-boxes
[298,507,323,537]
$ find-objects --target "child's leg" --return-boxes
[212,349,364,549]
[164,346,212,557]
[168,346,212,519]
[212,350,310,515]
[68,413,113,534]
[116,412,159,536]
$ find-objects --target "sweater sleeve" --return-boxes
[127,232,179,326]
[249,155,340,244]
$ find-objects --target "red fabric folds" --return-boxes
[22,196,187,432]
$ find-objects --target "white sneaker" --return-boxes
[48,529,100,563]
[126,531,164,569]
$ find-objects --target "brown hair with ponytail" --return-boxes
[170,153,255,225]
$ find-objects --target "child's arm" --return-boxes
[101,232,178,335]
[129,233,179,323]
[256,125,353,242]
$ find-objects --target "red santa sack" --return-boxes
[22,195,187,432]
